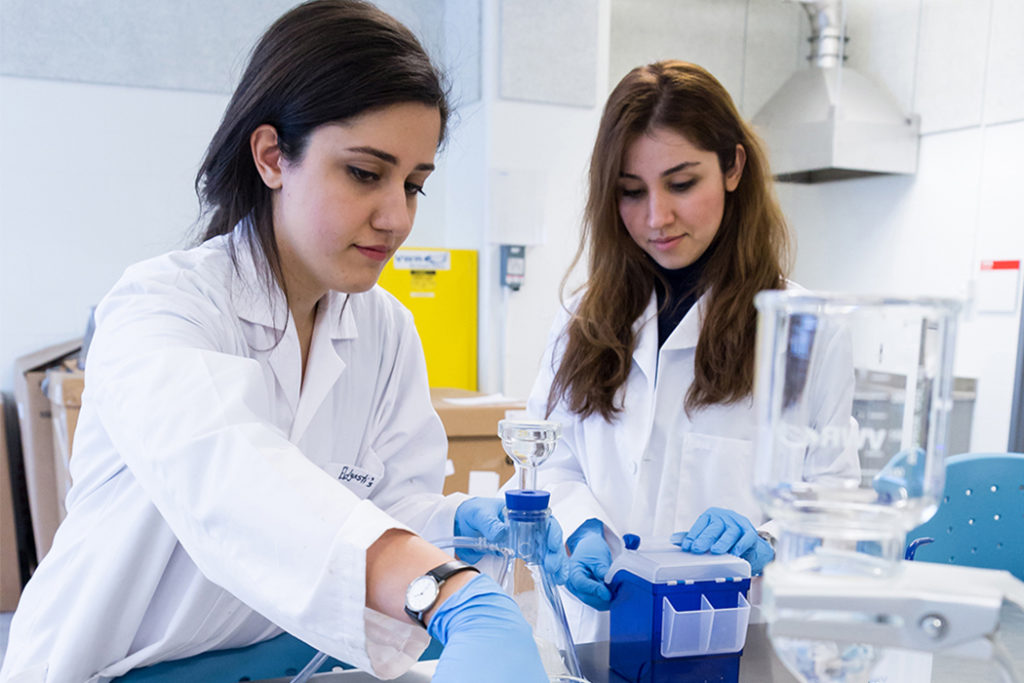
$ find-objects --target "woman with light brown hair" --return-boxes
[529,60,858,641]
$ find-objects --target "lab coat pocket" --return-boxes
[325,447,385,499]
[680,433,759,523]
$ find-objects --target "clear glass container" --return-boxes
[753,291,960,570]
[753,291,961,683]
[505,490,587,683]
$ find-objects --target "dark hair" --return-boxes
[195,0,450,300]
[548,60,790,420]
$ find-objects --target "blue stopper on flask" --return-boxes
[623,534,641,550]
[505,489,550,511]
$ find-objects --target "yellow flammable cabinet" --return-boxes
[377,248,478,390]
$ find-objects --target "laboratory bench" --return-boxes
[256,604,1024,682]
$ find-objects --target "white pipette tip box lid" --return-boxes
[606,538,752,683]
[606,539,751,585]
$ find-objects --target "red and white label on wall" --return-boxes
[976,259,1021,313]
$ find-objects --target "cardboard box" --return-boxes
[44,363,85,517]
[0,394,23,610]
[430,388,525,496]
[13,339,81,559]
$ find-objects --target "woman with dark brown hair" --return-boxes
[0,2,550,681]
[530,61,859,642]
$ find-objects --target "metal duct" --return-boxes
[751,0,920,183]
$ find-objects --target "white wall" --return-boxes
[0,1,459,391]
[782,0,1024,453]
[0,76,229,387]
[0,70,455,390]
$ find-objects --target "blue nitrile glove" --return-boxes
[454,497,508,563]
[671,507,775,575]
[429,573,547,682]
[566,519,613,610]
[873,448,926,502]
[454,497,568,583]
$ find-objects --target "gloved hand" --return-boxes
[873,447,926,501]
[453,497,508,564]
[454,497,568,583]
[670,507,775,575]
[566,519,613,610]
[429,573,547,682]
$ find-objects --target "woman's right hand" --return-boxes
[428,573,547,682]
[565,519,613,610]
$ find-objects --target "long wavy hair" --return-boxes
[195,0,449,304]
[547,61,790,421]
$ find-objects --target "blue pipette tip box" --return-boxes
[607,540,751,683]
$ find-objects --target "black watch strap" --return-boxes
[427,559,478,583]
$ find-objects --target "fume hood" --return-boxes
[751,0,920,183]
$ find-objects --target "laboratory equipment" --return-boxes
[498,417,587,683]
[763,559,1024,683]
[506,490,587,682]
[498,418,561,491]
[606,535,751,683]
[753,292,960,571]
[753,292,966,682]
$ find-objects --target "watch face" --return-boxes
[406,575,439,613]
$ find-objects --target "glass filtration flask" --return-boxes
[498,418,587,683]
[752,291,960,683]
[505,489,587,683]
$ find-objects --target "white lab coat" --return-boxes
[529,288,859,643]
[0,232,461,683]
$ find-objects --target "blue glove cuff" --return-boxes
[426,573,517,646]
[566,518,605,554]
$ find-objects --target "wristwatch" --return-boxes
[404,559,480,627]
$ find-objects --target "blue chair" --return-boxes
[907,452,1024,582]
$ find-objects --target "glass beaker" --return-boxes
[498,419,561,491]
[505,490,587,683]
[753,291,960,570]
[753,291,960,683]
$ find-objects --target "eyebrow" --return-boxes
[620,160,700,179]
[347,146,435,172]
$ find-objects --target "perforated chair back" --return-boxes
[908,452,1024,582]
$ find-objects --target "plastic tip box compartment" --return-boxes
[606,542,751,683]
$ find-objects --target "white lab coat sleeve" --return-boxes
[805,321,861,483]
[366,306,460,544]
[528,306,619,541]
[87,275,426,678]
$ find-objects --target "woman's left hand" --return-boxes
[670,507,774,575]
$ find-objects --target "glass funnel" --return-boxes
[498,418,562,491]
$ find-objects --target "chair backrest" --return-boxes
[908,452,1024,581]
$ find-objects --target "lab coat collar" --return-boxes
[223,227,354,439]
[632,296,659,382]
[227,228,356,341]
[631,289,708,382]
[661,290,707,351]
